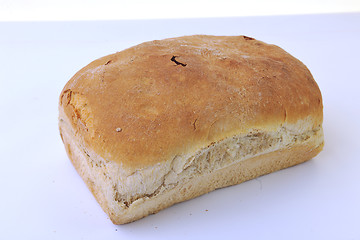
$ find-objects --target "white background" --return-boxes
[0,0,359,21]
[0,8,360,240]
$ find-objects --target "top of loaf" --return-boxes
[59,35,323,170]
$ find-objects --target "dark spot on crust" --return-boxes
[60,89,72,105]
[243,36,255,40]
[59,132,64,143]
[124,201,130,208]
[105,60,112,65]
[193,118,198,131]
[171,56,187,67]
[83,149,90,158]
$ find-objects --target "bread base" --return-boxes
[60,116,323,224]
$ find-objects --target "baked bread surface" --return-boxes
[59,35,324,224]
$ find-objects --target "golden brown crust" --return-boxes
[59,35,323,170]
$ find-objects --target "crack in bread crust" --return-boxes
[110,126,323,208]
[59,110,323,212]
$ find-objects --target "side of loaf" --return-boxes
[59,35,324,224]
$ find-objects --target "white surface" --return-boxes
[0,0,360,21]
[1,13,360,239]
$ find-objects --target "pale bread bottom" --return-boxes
[60,119,323,224]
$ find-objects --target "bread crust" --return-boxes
[59,111,323,224]
[59,35,323,171]
[59,35,324,224]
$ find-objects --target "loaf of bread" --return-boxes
[59,35,324,224]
